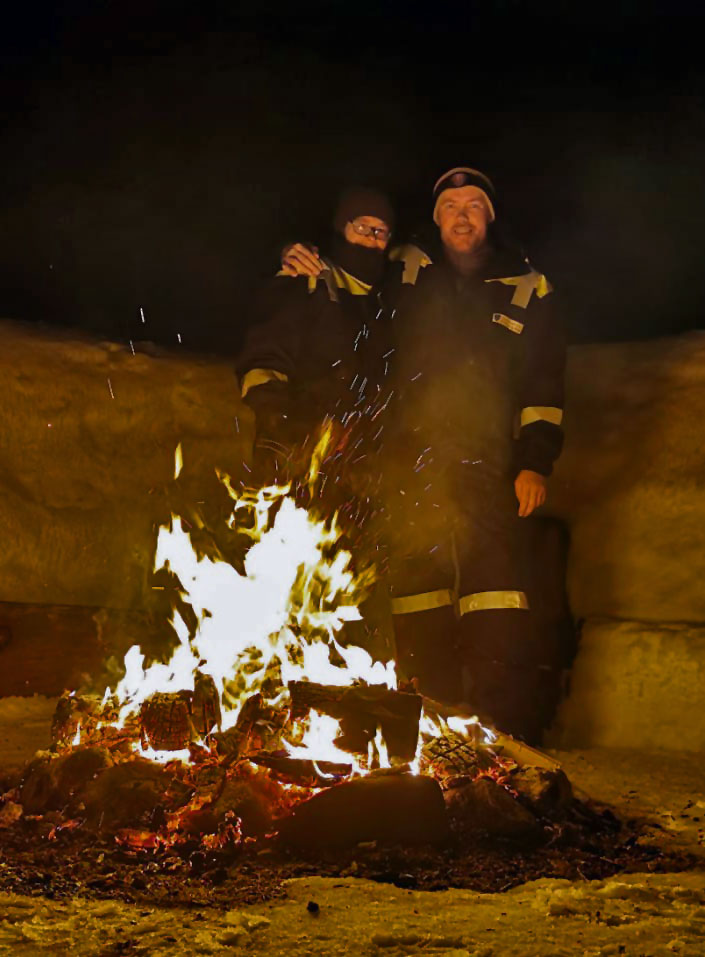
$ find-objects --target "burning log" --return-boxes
[288,681,422,761]
[191,671,222,738]
[212,693,262,758]
[422,730,498,784]
[140,692,198,752]
[50,692,104,746]
[248,752,352,787]
[278,772,449,849]
[139,671,222,751]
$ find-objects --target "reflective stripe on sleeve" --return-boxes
[520,406,564,427]
[458,590,529,614]
[391,589,455,615]
[241,368,289,398]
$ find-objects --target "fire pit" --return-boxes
[1,431,692,906]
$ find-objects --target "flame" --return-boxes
[106,429,393,765]
[101,427,497,779]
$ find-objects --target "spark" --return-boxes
[129,340,136,355]
[107,379,115,399]
[140,307,146,323]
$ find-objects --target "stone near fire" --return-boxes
[278,772,449,850]
[507,766,573,817]
[444,777,542,840]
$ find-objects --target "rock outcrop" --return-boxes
[547,332,705,748]
[0,320,250,609]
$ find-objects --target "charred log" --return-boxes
[288,681,421,761]
[212,693,262,758]
[249,752,352,787]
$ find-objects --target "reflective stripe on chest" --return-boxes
[484,271,552,309]
[492,312,524,334]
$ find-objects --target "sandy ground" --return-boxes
[2,696,705,956]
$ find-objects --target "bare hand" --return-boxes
[514,469,547,517]
[281,242,324,277]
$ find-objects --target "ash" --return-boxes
[1,698,705,954]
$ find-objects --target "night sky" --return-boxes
[1,2,703,353]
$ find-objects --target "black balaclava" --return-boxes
[330,187,394,286]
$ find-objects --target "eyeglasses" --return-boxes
[350,220,391,241]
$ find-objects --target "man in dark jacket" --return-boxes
[237,187,395,499]
[381,167,565,741]
[277,169,565,741]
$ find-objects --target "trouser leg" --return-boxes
[452,478,550,742]
[387,536,462,706]
[458,608,545,744]
[392,605,462,705]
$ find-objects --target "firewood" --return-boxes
[288,681,422,761]
[249,752,352,787]
[213,693,262,758]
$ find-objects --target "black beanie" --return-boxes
[432,167,496,223]
[333,187,395,235]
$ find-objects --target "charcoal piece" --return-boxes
[508,766,573,817]
[20,747,112,814]
[278,773,449,849]
[444,776,541,839]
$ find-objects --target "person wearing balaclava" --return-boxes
[273,170,566,744]
[237,186,395,486]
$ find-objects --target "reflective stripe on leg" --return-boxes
[458,590,529,615]
[390,589,456,615]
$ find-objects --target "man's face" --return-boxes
[436,185,492,255]
[343,216,391,251]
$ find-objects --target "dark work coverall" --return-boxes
[380,236,565,740]
[237,260,391,474]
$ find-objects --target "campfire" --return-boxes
[5,429,573,862]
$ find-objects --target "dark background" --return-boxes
[1,2,703,353]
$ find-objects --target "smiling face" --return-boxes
[435,185,493,255]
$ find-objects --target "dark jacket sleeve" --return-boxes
[515,288,566,476]
[236,276,311,448]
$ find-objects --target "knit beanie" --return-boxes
[432,167,496,224]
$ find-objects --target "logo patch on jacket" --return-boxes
[492,313,524,334]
